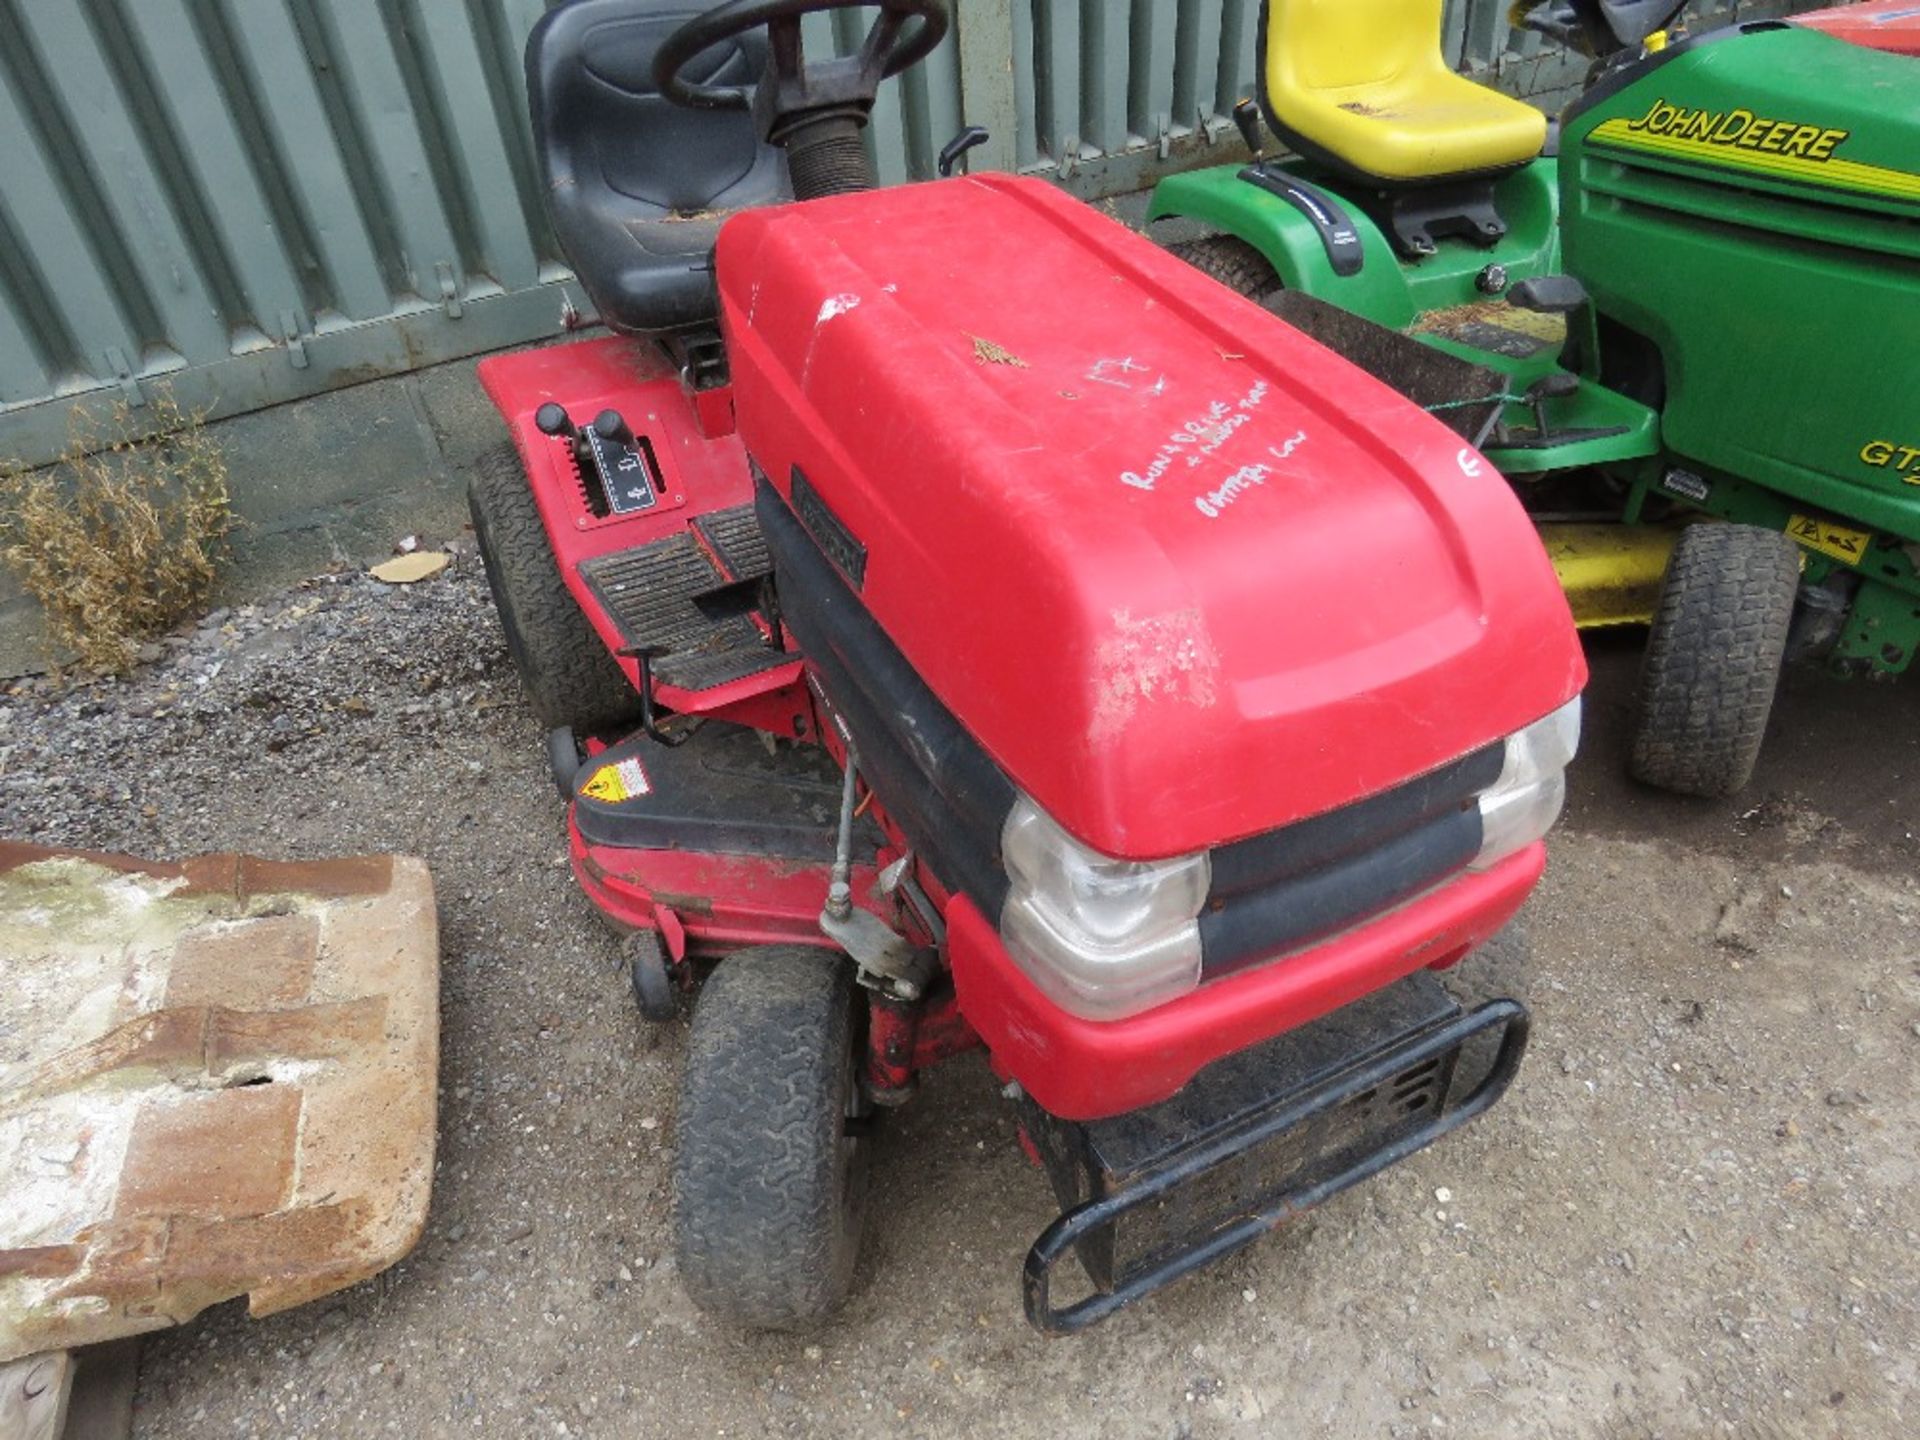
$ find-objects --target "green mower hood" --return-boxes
[1561,25,1920,541]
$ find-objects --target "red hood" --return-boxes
[1796,0,1920,56]
[716,175,1583,858]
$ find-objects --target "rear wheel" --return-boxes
[673,946,870,1329]
[1167,234,1284,305]
[1628,523,1801,798]
[468,443,642,735]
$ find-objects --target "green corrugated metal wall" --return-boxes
[0,0,1804,465]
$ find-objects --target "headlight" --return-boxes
[1471,696,1581,870]
[999,796,1210,1021]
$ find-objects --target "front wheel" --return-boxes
[1628,523,1801,798]
[672,946,870,1329]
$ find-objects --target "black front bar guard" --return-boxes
[1022,998,1531,1335]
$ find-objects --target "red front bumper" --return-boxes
[948,843,1545,1121]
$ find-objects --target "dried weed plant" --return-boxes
[1,389,234,674]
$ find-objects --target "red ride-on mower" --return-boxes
[472,0,1586,1334]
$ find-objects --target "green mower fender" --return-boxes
[1150,164,1419,326]
[1148,158,1564,330]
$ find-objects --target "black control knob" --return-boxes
[535,401,576,438]
[591,409,633,446]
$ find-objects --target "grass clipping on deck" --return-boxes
[1,390,235,674]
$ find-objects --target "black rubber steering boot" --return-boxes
[1512,0,1690,56]
[651,0,951,200]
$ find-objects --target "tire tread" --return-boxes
[1628,523,1800,798]
[1167,234,1283,303]
[468,443,641,735]
[673,946,866,1329]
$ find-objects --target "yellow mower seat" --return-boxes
[1262,0,1548,183]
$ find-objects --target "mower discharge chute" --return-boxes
[1150,0,1920,798]
[472,0,1584,1334]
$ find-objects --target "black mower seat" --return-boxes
[525,0,790,337]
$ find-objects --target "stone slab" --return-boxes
[0,846,439,1362]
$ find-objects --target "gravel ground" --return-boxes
[2,553,1917,1439]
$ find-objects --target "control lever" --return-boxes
[534,401,578,439]
[1506,274,1590,314]
[1232,98,1265,161]
[1524,371,1580,438]
[937,125,990,178]
[591,409,633,445]
[536,401,602,509]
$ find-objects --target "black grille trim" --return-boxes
[1209,745,1502,897]
[1198,744,1502,977]
[1199,810,1483,978]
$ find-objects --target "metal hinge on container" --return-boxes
[277,311,309,370]
[101,348,144,405]
[436,261,464,320]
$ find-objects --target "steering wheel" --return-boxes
[652,0,950,114]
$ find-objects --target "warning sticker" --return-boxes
[1786,512,1873,567]
[580,757,652,804]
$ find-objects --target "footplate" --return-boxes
[1019,971,1528,1334]
[576,504,788,693]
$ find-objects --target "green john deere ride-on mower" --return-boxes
[1149,0,1920,797]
